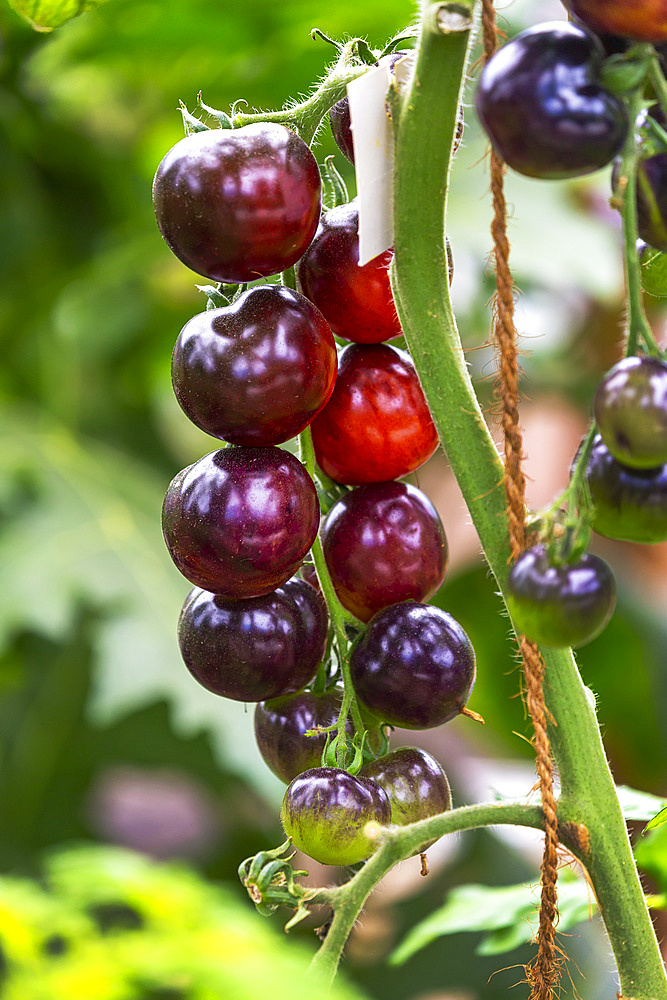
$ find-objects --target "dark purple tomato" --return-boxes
[350,602,476,729]
[636,154,667,253]
[311,344,439,485]
[297,201,401,344]
[281,766,391,865]
[506,544,616,648]
[359,747,451,853]
[152,124,321,282]
[322,481,448,622]
[594,355,667,469]
[162,447,319,597]
[178,580,327,701]
[329,97,355,163]
[562,0,667,43]
[255,687,352,783]
[171,286,337,447]
[476,22,628,179]
[585,435,667,543]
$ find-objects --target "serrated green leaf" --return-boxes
[390,870,593,965]
[646,806,667,832]
[6,0,109,30]
[616,785,667,822]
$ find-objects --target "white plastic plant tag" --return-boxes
[348,53,415,265]
[347,63,394,265]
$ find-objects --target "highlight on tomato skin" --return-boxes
[349,602,476,730]
[162,447,320,597]
[280,767,391,866]
[593,355,667,470]
[322,481,448,622]
[311,343,439,485]
[178,580,328,702]
[171,285,337,447]
[476,21,628,179]
[152,122,322,282]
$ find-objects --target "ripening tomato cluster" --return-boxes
[153,110,472,867]
[479,8,667,650]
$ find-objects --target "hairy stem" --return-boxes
[299,426,366,757]
[233,41,367,146]
[310,799,545,982]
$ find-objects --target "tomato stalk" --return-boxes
[299,425,368,767]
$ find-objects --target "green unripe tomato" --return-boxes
[594,356,667,470]
[281,767,391,866]
[506,545,616,649]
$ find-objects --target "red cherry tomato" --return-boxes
[311,344,439,484]
[297,201,401,344]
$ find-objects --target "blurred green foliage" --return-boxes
[0,0,666,997]
[0,844,366,999]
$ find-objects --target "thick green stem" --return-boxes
[311,799,545,982]
[233,42,367,146]
[384,1,667,996]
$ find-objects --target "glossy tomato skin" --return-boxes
[297,202,401,344]
[330,98,355,163]
[171,286,337,447]
[255,687,352,784]
[594,356,667,469]
[476,22,628,179]
[322,481,448,622]
[281,767,391,865]
[311,344,439,485]
[162,448,319,597]
[359,747,451,853]
[585,435,667,543]
[178,580,327,702]
[350,602,476,729]
[507,544,616,648]
[153,124,321,282]
[562,0,667,43]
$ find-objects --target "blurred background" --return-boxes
[0,0,665,997]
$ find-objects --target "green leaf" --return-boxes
[0,845,368,1000]
[639,245,667,297]
[6,0,109,30]
[0,405,281,802]
[635,823,667,895]
[616,785,667,823]
[646,806,667,832]
[389,870,593,965]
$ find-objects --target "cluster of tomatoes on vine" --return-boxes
[152,0,667,873]
[478,3,667,647]
[153,53,470,867]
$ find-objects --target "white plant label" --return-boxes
[347,53,414,265]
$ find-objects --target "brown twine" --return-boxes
[480,3,560,997]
